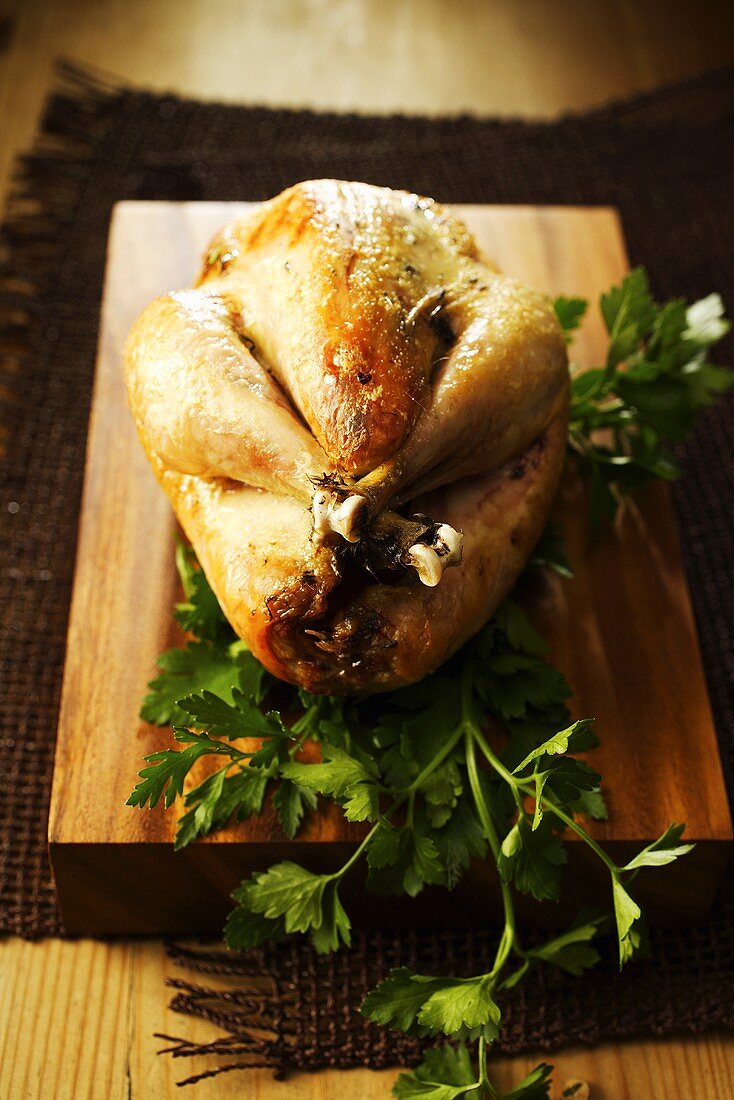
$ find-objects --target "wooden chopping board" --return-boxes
[48,202,733,935]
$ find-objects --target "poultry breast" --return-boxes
[125,180,569,694]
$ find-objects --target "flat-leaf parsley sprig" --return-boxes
[561,268,731,532]
[128,269,729,1097]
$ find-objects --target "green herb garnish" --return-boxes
[561,268,731,533]
[129,269,729,1096]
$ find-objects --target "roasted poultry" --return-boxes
[125,180,569,693]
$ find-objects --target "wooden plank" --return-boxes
[1,936,733,1100]
[48,202,732,935]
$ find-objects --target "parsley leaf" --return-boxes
[422,758,464,828]
[500,1063,554,1099]
[526,912,608,976]
[230,861,351,952]
[395,1044,477,1097]
[272,778,318,839]
[417,976,501,1041]
[612,878,643,967]
[512,719,596,773]
[622,823,694,870]
[126,729,243,810]
[475,650,570,723]
[429,801,487,890]
[600,266,656,370]
[310,882,352,953]
[521,756,601,831]
[223,904,286,952]
[392,1075,476,1099]
[492,600,549,659]
[366,823,445,897]
[568,271,732,532]
[174,764,268,849]
[393,1049,554,1100]
[176,687,291,773]
[245,861,325,932]
[570,788,608,821]
[510,719,601,828]
[140,640,249,726]
[553,295,588,341]
[361,967,437,1035]
[497,818,567,902]
[282,745,380,823]
[361,969,501,1042]
[471,604,571,733]
[177,686,283,738]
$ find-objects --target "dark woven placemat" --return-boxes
[1,62,733,1070]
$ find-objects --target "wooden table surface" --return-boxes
[1,1,733,1097]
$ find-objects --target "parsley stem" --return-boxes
[477,1035,491,1092]
[290,704,320,738]
[465,731,517,976]
[288,729,311,758]
[467,726,517,787]
[456,713,526,813]
[460,665,522,971]
[329,818,384,881]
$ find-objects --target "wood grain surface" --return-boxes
[2,0,734,205]
[3,1,734,1096]
[1,936,733,1099]
[47,202,732,935]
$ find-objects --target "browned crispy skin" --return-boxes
[198,182,451,475]
[125,180,570,694]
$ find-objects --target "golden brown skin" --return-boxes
[125,180,569,694]
[199,181,450,475]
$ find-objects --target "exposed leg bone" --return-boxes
[406,522,464,587]
[357,510,463,587]
[311,489,366,546]
[406,543,443,587]
[433,523,464,565]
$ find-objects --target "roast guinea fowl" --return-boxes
[125,181,569,693]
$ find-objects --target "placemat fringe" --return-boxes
[0,60,118,456]
[161,926,734,1084]
[160,943,297,1083]
[0,61,125,937]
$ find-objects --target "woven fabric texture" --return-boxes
[1,64,733,1068]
